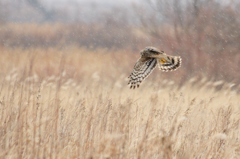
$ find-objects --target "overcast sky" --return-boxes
[43,0,140,7]
[2,0,142,22]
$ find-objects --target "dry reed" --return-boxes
[0,47,239,159]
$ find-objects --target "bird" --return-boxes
[128,47,182,89]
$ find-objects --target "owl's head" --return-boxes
[140,46,165,57]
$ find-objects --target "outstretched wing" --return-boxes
[158,55,182,72]
[128,58,157,89]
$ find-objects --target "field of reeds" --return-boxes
[0,46,240,159]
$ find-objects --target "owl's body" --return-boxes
[128,47,182,89]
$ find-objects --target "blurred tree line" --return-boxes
[0,0,240,83]
[137,0,240,83]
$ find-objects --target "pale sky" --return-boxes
[41,0,141,10]
[43,0,140,6]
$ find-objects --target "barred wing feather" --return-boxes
[128,58,157,89]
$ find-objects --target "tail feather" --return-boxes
[158,56,182,72]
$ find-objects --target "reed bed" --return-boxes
[0,47,240,159]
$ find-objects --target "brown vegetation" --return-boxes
[0,22,140,49]
[0,1,240,158]
[0,47,240,158]
[0,21,240,85]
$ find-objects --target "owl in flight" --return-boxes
[128,47,182,89]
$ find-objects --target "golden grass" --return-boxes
[0,47,240,159]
